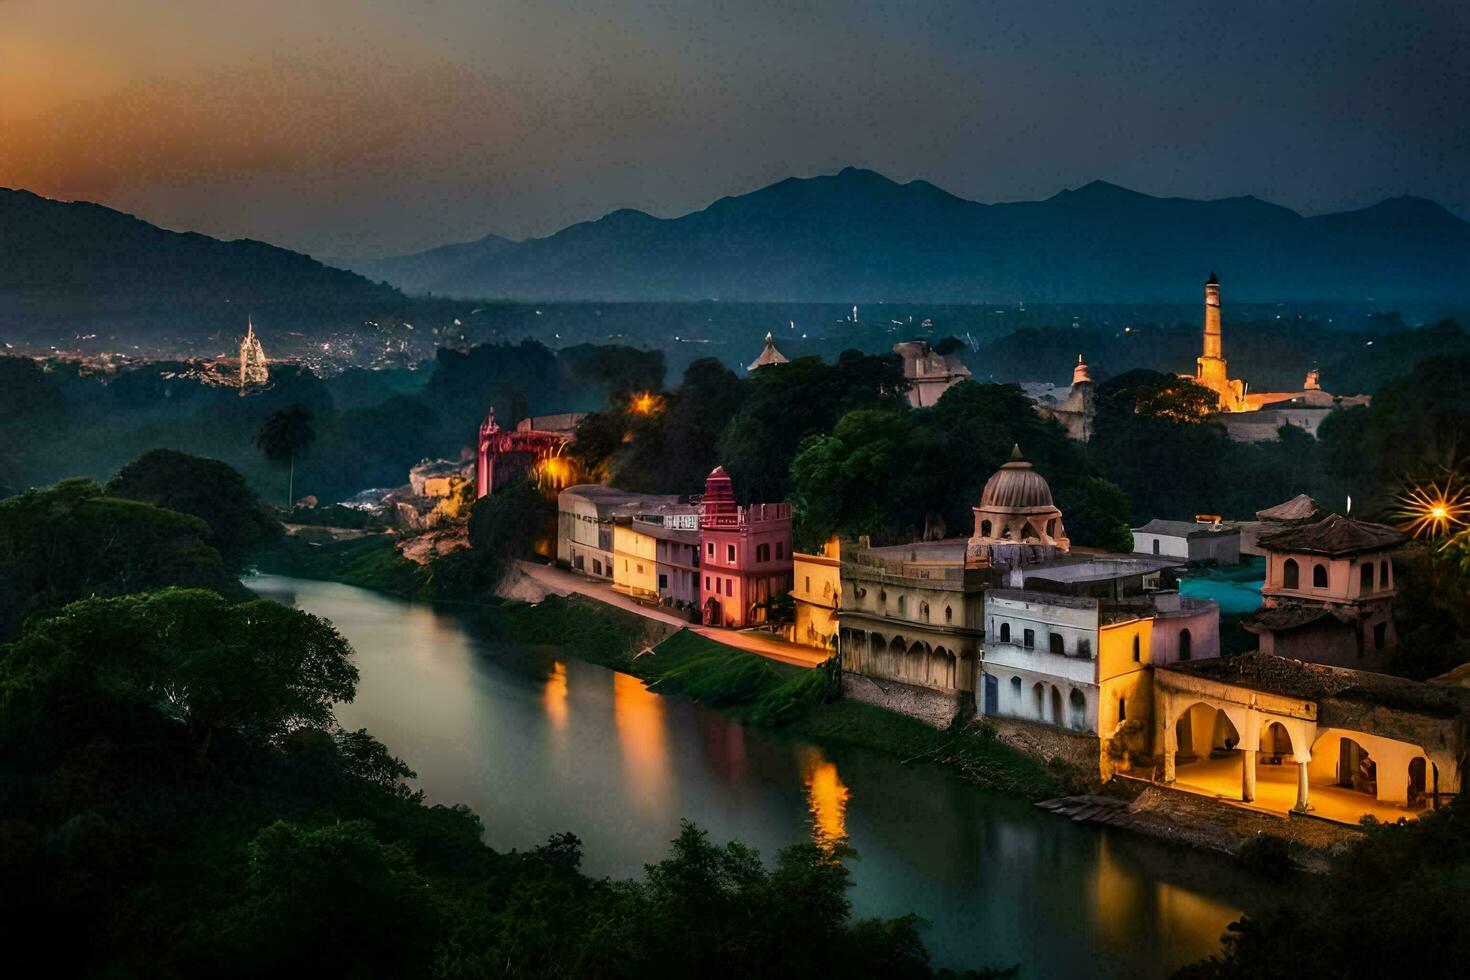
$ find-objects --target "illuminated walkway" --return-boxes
[516,562,827,668]
[1171,755,1421,824]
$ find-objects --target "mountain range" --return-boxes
[346,168,1470,303]
[0,187,401,335]
[4,171,1469,321]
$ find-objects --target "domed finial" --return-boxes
[1072,354,1091,385]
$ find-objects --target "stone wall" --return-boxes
[842,671,972,729]
[987,714,1100,775]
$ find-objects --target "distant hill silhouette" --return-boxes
[364,168,1470,302]
[341,232,518,295]
[0,188,402,333]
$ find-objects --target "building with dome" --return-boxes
[965,444,1070,566]
[839,447,1210,759]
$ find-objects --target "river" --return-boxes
[248,575,1278,977]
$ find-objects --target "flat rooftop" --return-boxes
[1163,653,1470,719]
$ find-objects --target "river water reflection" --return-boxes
[248,575,1274,977]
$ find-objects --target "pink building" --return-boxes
[697,466,793,627]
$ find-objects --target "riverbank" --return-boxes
[250,532,1346,862]
[252,533,1077,801]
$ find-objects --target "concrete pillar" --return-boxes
[1294,761,1310,812]
[1164,749,1176,783]
[1241,748,1257,803]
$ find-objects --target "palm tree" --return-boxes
[256,404,317,508]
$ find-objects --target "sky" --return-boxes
[3,0,1467,257]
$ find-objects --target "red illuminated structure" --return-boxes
[698,466,793,627]
[476,408,585,498]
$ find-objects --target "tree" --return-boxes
[0,478,239,641]
[256,403,317,508]
[463,481,551,592]
[204,820,438,977]
[1058,476,1134,552]
[105,449,281,565]
[0,588,358,762]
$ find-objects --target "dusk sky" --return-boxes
[4,0,1467,257]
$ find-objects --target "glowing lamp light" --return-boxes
[629,391,664,416]
[1395,477,1469,540]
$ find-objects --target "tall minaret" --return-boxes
[1195,272,1229,394]
[1202,271,1222,361]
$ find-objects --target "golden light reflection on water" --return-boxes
[543,661,568,729]
[613,672,670,809]
[1091,834,1239,960]
[799,748,850,849]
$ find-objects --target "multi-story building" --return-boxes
[1245,512,1407,670]
[612,513,701,608]
[790,537,842,650]
[981,588,1218,773]
[697,466,793,627]
[557,486,690,580]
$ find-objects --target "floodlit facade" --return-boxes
[238,317,268,388]
[893,339,972,408]
[1152,654,1466,823]
[791,536,842,650]
[697,466,793,628]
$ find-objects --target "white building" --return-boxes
[1131,519,1240,564]
[981,588,1220,744]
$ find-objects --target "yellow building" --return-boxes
[791,537,841,650]
[612,523,660,601]
[1097,615,1154,775]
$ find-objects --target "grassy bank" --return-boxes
[254,532,1071,800]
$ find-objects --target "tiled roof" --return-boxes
[1255,494,1322,522]
[1133,518,1237,538]
[1257,512,1406,556]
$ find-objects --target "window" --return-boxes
[999,623,1011,643]
[1179,628,1192,661]
[804,575,811,594]
[1010,676,1022,702]
[1118,697,1127,722]
[776,542,784,559]
[1152,538,1161,556]
[1282,558,1299,589]
[1023,628,1035,649]
[920,601,930,622]
[897,595,907,616]
[636,563,644,574]
[1374,622,1388,650]
[593,559,603,576]
[945,606,953,623]
[1361,562,1375,592]
[756,543,770,562]
[1049,633,1065,655]
[704,575,711,591]
[1313,563,1328,589]
[1132,634,1140,662]
[1380,559,1390,588]
[726,578,734,596]
[1077,637,1091,659]
[727,544,736,564]
[706,542,715,558]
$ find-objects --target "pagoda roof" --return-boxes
[747,332,790,371]
[1255,494,1322,522]
[1256,512,1406,557]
